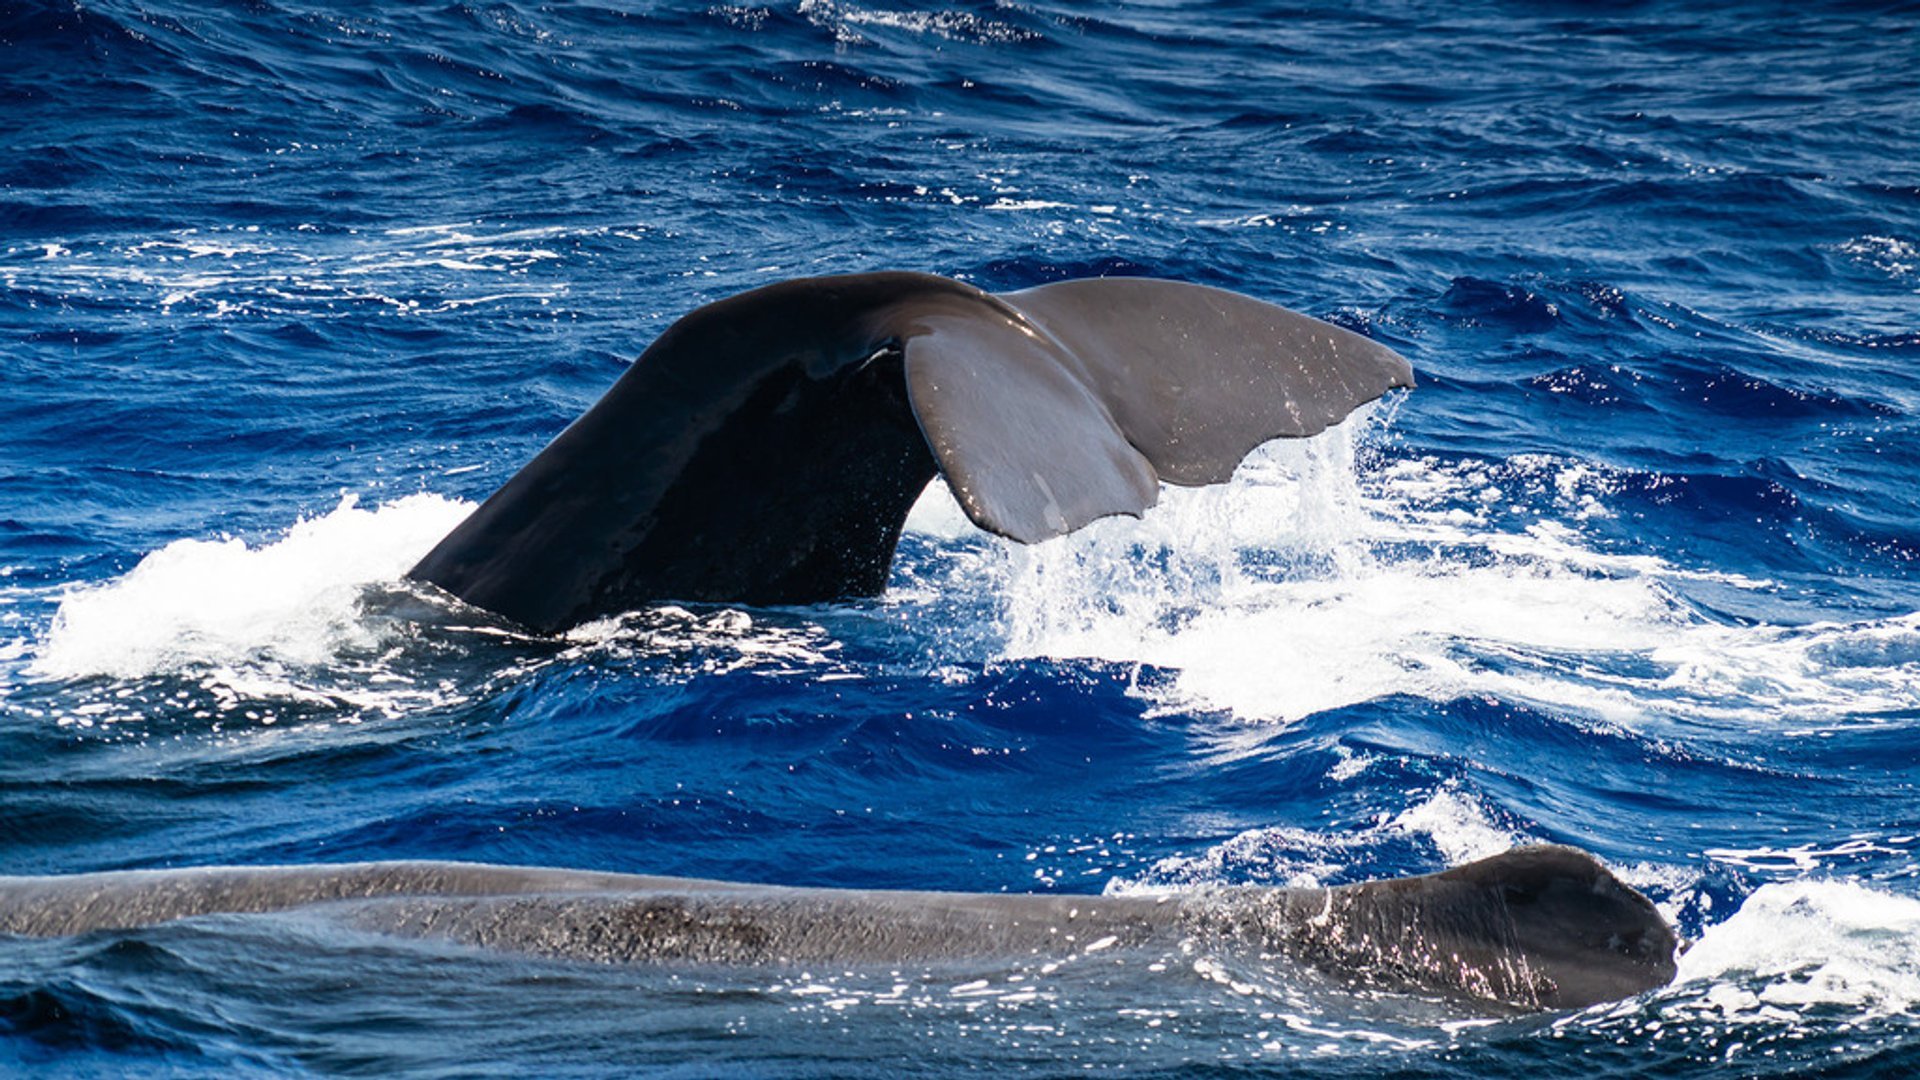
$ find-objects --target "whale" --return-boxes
[0,845,1673,1011]
[407,272,1413,632]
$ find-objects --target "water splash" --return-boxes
[1110,785,1525,893]
[910,416,1920,730]
[16,493,855,727]
[1673,880,1920,1023]
[31,494,471,684]
[1557,880,1920,1068]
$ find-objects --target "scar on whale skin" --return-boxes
[406,271,1414,633]
[0,846,1673,1011]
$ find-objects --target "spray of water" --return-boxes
[20,409,1919,735]
[894,412,1920,729]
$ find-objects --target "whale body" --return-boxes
[0,846,1672,1011]
[407,272,1413,632]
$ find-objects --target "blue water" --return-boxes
[4,0,1919,1074]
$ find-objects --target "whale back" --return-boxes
[1216,844,1680,1010]
[1418,844,1679,1009]
[0,848,1675,1011]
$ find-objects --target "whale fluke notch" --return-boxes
[407,271,1412,632]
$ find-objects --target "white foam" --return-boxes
[902,479,979,541]
[23,405,1918,737]
[1671,880,1920,1024]
[1387,789,1522,867]
[19,490,864,723]
[796,0,1037,44]
[1837,234,1917,284]
[1701,835,1918,874]
[561,606,854,681]
[30,493,471,682]
[916,414,1920,728]
[1109,785,1524,893]
[2,224,570,319]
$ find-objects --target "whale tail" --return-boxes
[407,272,1413,632]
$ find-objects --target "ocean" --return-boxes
[3,0,1918,1075]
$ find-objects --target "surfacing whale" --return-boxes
[0,846,1672,1011]
[407,272,1413,632]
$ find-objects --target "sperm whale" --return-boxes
[0,846,1671,1011]
[406,272,1413,632]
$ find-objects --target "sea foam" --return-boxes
[30,493,472,682]
[1652,880,1920,1031]
[907,415,1920,730]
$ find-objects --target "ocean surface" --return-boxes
[3,0,1919,1075]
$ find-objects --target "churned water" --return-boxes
[3,0,1919,1075]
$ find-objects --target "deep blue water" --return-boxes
[4,0,1920,1074]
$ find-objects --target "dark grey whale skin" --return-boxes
[407,272,1414,633]
[0,846,1673,1011]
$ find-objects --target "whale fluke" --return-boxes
[407,272,1412,632]
[911,276,1413,541]
[0,846,1672,1011]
